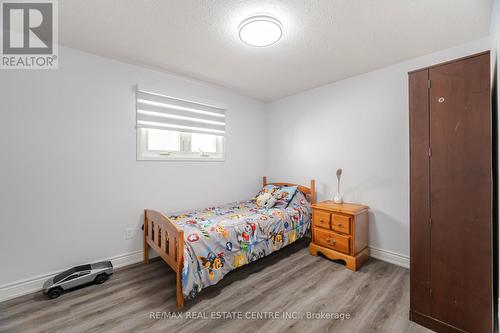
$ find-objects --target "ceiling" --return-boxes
[60,0,493,101]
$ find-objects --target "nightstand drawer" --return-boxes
[314,228,350,254]
[313,210,331,229]
[331,214,351,234]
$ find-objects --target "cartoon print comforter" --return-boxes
[169,191,312,299]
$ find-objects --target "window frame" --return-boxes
[61,274,79,283]
[136,128,225,161]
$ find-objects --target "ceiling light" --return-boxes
[238,15,283,47]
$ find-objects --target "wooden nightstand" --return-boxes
[309,201,369,271]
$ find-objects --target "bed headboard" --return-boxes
[262,176,316,204]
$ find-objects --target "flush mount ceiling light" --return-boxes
[238,15,283,47]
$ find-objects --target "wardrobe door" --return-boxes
[429,53,492,333]
[409,69,431,316]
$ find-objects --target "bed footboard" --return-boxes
[144,209,184,308]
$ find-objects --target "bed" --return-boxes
[143,176,315,308]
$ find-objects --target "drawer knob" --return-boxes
[320,219,324,223]
[336,223,342,227]
[326,238,336,245]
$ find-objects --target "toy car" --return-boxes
[43,261,113,299]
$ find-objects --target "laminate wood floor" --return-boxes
[0,240,432,333]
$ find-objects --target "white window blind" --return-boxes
[136,89,226,136]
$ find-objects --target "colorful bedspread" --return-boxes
[169,191,312,299]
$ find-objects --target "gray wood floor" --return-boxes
[0,240,432,333]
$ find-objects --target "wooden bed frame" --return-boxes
[143,176,315,309]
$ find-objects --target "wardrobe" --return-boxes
[409,51,493,333]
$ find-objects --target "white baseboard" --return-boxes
[369,246,410,268]
[105,250,144,269]
[0,246,411,302]
[0,250,144,303]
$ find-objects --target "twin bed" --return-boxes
[143,177,315,308]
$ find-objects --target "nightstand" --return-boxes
[309,201,369,271]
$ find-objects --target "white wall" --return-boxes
[492,0,500,65]
[0,46,267,287]
[266,37,492,259]
[0,25,496,299]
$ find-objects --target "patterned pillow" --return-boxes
[288,190,308,208]
[254,184,280,200]
[273,186,298,208]
[287,191,312,217]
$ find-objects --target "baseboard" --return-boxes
[0,246,410,302]
[0,250,144,303]
[369,246,410,268]
[105,250,144,269]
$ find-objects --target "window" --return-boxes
[61,274,79,282]
[147,129,181,152]
[136,88,226,160]
[54,268,76,283]
[191,133,217,153]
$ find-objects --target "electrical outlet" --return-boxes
[126,228,134,240]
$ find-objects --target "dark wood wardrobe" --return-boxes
[409,51,493,333]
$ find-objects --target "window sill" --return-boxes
[137,156,225,162]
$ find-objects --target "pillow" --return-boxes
[273,185,298,209]
[287,190,308,208]
[255,192,277,208]
[254,184,280,199]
